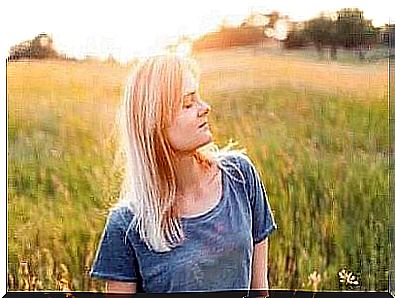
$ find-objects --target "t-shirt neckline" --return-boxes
[180,167,227,224]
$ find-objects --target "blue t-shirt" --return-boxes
[90,153,277,293]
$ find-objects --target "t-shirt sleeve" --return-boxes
[240,155,277,244]
[90,208,139,282]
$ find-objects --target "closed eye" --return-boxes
[182,92,197,109]
[183,103,193,109]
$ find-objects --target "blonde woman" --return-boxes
[90,55,277,296]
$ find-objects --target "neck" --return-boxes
[174,152,205,197]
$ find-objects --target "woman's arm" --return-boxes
[106,280,137,294]
[250,238,269,297]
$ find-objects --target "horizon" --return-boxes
[2,0,394,63]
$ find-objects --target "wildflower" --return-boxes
[307,270,321,291]
[338,269,359,289]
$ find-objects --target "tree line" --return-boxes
[193,8,393,59]
[284,8,393,59]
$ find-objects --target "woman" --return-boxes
[90,55,277,296]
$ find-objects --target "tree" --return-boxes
[378,24,395,47]
[300,8,377,60]
[283,22,310,49]
[305,13,336,58]
[8,33,59,61]
[336,8,376,58]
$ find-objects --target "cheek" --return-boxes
[174,113,195,130]
[171,119,195,140]
[165,116,198,150]
[164,121,186,146]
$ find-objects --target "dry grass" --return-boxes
[196,47,387,100]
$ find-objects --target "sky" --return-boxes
[1,0,394,63]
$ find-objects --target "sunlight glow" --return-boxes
[264,28,275,38]
[273,20,289,41]
[252,14,270,27]
[175,43,192,58]
[222,14,246,28]
[2,0,393,62]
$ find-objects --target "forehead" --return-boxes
[182,72,198,95]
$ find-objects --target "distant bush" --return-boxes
[193,26,269,52]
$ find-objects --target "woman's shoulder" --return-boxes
[214,151,256,184]
[216,150,255,169]
[105,201,135,229]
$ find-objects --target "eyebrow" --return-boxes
[183,91,196,97]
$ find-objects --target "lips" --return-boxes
[198,122,207,128]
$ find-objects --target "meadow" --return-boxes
[7,47,389,292]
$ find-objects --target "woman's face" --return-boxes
[165,71,213,154]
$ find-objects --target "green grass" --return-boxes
[7,56,389,291]
[208,87,388,290]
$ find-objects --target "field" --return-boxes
[7,47,389,292]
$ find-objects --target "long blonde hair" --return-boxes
[115,55,242,252]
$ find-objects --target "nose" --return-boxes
[198,100,211,117]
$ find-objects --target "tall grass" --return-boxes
[7,53,389,291]
[209,87,388,290]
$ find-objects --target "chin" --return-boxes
[184,131,213,152]
[198,136,213,149]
